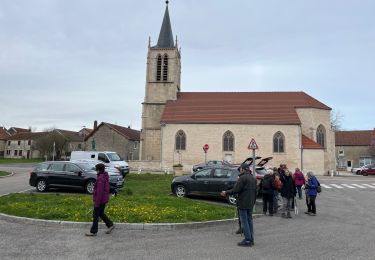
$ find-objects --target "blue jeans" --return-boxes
[238,209,254,242]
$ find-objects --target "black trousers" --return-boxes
[306,195,316,214]
[90,204,113,234]
[262,193,274,214]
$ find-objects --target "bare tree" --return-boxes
[331,110,344,131]
[34,128,68,160]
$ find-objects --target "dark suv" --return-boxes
[29,161,124,194]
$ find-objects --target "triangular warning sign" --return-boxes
[248,138,259,150]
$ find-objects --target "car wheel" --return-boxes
[362,172,368,176]
[36,179,48,192]
[85,180,96,194]
[174,184,187,197]
[227,195,237,205]
[356,170,361,175]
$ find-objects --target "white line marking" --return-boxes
[351,184,366,189]
[330,184,344,189]
[341,184,356,189]
[320,184,332,189]
[362,184,375,189]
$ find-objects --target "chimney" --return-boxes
[94,120,98,129]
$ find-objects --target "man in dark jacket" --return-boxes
[86,163,115,236]
[221,163,257,247]
[280,169,296,219]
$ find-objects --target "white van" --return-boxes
[70,151,129,176]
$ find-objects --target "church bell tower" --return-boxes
[140,1,181,160]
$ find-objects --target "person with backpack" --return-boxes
[280,169,296,218]
[259,169,275,216]
[293,168,305,200]
[305,171,319,216]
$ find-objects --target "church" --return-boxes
[139,2,336,175]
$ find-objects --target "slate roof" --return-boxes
[154,4,175,48]
[335,130,373,146]
[56,129,82,142]
[161,92,331,125]
[84,122,140,141]
[302,135,323,149]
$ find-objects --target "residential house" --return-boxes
[335,129,375,171]
[0,127,11,158]
[85,122,140,161]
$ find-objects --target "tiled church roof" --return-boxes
[302,135,323,149]
[161,92,331,124]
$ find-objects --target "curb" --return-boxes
[0,172,14,178]
[0,213,262,231]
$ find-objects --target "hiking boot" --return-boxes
[309,213,316,216]
[287,212,292,218]
[269,214,273,216]
[235,228,243,234]
[304,211,310,214]
[85,232,97,237]
[106,225,115,234]
[281,213,287,218]
[237,240,252,247]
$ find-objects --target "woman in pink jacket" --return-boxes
[86,163,115,236]
[293,168,305,200]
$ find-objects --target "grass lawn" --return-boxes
[0,173,236,223]
[0,158,43,164]
[0,171,11,177]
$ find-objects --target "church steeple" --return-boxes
[156,1,175,48]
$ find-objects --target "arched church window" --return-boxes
[156,55,162,81]
[273,131,285,153]
[223,131,234,151]
[163,54,168,81]
[316,125,326,148]
[175,130,186,150]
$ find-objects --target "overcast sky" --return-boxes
[0,0,374,132]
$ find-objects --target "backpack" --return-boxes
[316,178,322,193]
[297,173,303,181]
[274,175,282,190]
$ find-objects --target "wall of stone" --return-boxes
[85,125,139,161]
[161,124,303,172]
[302,149,325,175]
[335,145,374,169]
[296,108,336,174]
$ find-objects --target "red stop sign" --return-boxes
[203,144,209,151]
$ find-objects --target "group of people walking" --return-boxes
[222,163,321,247]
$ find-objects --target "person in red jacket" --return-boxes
[86,163,115,236]
[293,168,305,200]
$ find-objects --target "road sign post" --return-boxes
[203,144,209,164]
[248,138,259,175]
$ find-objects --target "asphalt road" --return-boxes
[0,172,375,260]
[0,165,34,195]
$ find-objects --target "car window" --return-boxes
[107,153,121,161]
[65,163,81,173]
[195,169,211,179]
[213,169,231,178]
[77,163,96,171]
[98,153,108,163]
[216,161,223,165]
[48,163,65,172]
[34,163,49,171]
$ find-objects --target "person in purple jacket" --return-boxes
[86,163,115,236]
[304,171,319,216]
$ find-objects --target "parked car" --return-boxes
[351,167,363,175]
[192,160,232,172]
[29,161,124,194]
[172,166,240,204]
[360,164,375,176]
[70,151,129,177]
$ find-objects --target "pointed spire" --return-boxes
[156,1,175,48]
